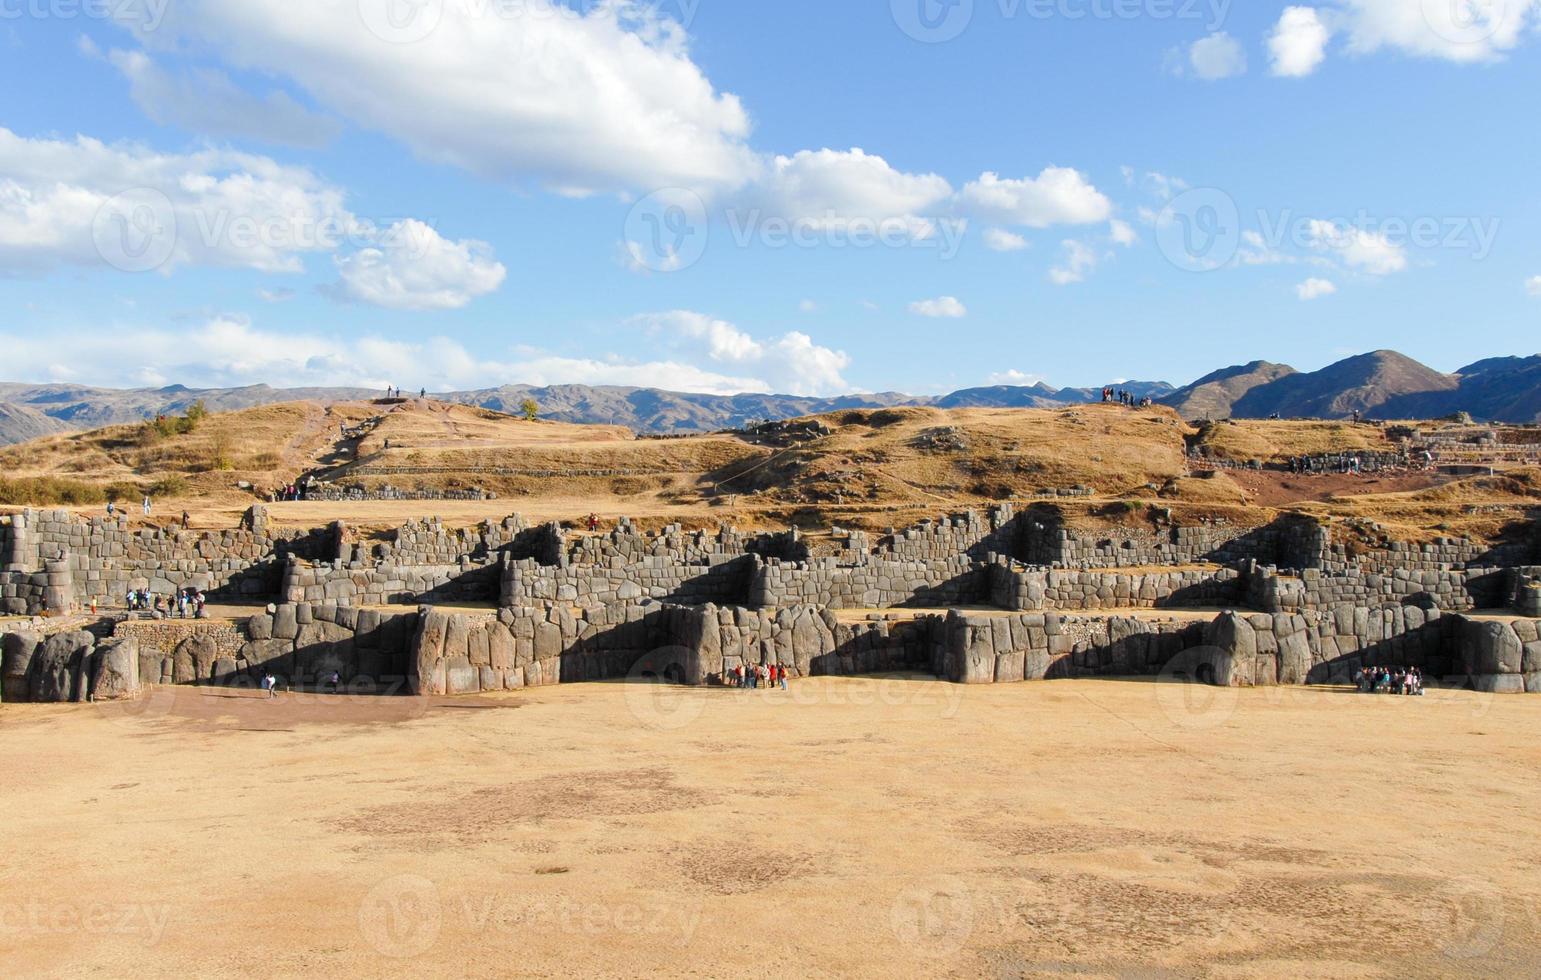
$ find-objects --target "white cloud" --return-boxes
[102,48,340,148]
[629,310,850,395]
[983,228,1029,252]
[1109,219,1138,247]
[1526,275,1541,297]
[958,168,1112,228]
[1188,32,1248,80]
[986,369,1047,387]
[1337,0,1540,64]
[1296,277,1338,300]
[1049,240,1101,285]
[0,315,809,396]
[115,0,758,197]
[757,148,952,234]
[1305,220,1407,275]
[1269,7,1332,77]
[0,126,360,275]
[908,296,968,318]
[256,287,295,303]
[329,219,506,311]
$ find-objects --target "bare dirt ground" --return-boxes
[3,678,1539,978]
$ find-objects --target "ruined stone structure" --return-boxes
[3,499,1539,702]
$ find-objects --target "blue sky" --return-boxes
[0,0,1537,396]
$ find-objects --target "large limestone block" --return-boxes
[2,631,42,702]
[1472,674,1525,694]
[246,614,274,641]
[487,623,514,671]
[174,634,221,684]
[468,626,491,667]
[239,639,295,679]
[272,604,299,640]
[30,631,93,702]
[1467,621,1523,675]
[410,609,451,696]
[1204,612,1257,687]
[1278,630,1313,686]
[443,615,473,662]
[90,637,141,702]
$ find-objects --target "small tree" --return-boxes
[520,397,539,422]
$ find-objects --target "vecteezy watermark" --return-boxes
[891,876,975,958]
[1420,0,1514,46]
[1156,187,1501,272]
[91,189,444,274]
[0,900,172,946]
[92,188,178,275]
[358,0,703,45]
[359,875,701,958]
[623,188,710,273]
[0,0,170,31]
[892,0,1231,43]
[725,211,968,261]
[1153,644,1240,731]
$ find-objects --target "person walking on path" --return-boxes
[142,495,152,516]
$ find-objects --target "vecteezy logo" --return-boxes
[890,876,974,957]
[358,0,446,44]
[92,188,177,274]
[1155,188,1240,273]
[1154,645,1240,731]
[358,874,442,958]
[623,188,709,273]
[891,0,974,43]
[1420,0,1509,46]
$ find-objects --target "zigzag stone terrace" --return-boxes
[3,502,1539,704]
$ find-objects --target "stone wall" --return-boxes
[0,506,321,613]
[989,563,1242,612]
[750,556,984,610]
[1,629,142,703]
[1243,561,1515,615]
[501,554,755,608]
[937,611,1203,684]
[284,557,501,606]
[232,603,420,692]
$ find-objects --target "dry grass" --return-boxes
[1,400,1536,542]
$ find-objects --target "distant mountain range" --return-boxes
[2,349,1539,446]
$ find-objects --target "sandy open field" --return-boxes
[3,677,1540,978]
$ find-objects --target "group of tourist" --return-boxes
[1355,665,1426,696]
[273,483,306,502]
[125,586,207,619]
[728,663,790,690]
[383,386,426,399]
[1101,388,1153,408]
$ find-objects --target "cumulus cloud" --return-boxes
[755,148,952,235]
[983,228,1029,252]
[0,127,503,307]
[1305,220,1407,275]
[329,219,505,311]
[0,315,812,396]
[1186,32,1248,80]
[908,296,968,318]
[630,310,851,395]
[102,48,340,148]
[1527,275,1541,297]
[1269,7,1332,76]
[0,126,356,275]
[112,0,757,197]
[1296,277,1338,300]
[1338,0,1540,63]
[958,168,1112,228]
[1049,240,1101,285]
[1269,1,1540,76]
[1109,219,1138,247]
